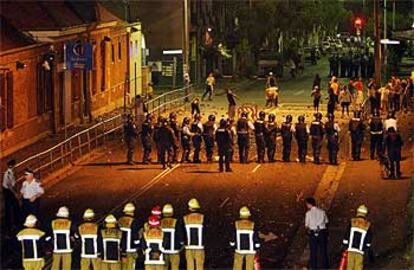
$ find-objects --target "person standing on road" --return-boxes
[265,72,277,88]
[20,168,44,218]
[124,115,138,165]
[227,118,237,162]
[183,198,205,270]
[101,214,122,270]
[202,72,215,101]
[142,215,165,270]
[134,95,147,132]
[383,127,403,179]
[141,114,154,164]
[294,115,309,163]
[161,204,184,270]
[265,113,278,162]
[190,114,203,163]
[324,114,341,165]
[191,98,201,116]
[119,203,140,270]
[215,119,233,172]
[280,115,294,162]
[203,115,217,163]
[169,112,181,163]
[311,86,322,113]
[181,117,194,163]
[383,111,398,132]
[155,118,175,169]
[368,110,383,160]
[254,111,267,163]
[312,74,321,89]
[380,85,390,113]
[230,207,260,270]
[3,159,20,235]
[237,112,255,164]
[349,111,365,161]
[339,86,352,118]
[305,197,329,270]
[310,112,325,164]
[227,88,238,119]
[342,205,372,270]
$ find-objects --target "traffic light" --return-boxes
[354,17,363,29]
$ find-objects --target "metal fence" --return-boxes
[14,85,192,184]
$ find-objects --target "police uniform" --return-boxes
[369,115,383,160]
[154,122,175,169]
[215,123,233,172]
[101,216,122,270]
[190,121,203,163]
[309,119,324,164]
[119,215,140,269]
[184,199,205,270]
[142,221,165,270]
[181,120,193,163]
[265,120,278,162]
[325,120,341,165]
[203,120,216,162]
[280,120,294,162]
[50,214,75,270]
[254,119,266,163]
[124,118,138,164]
[161,210,184,270]
[169,118,181,163]
[349,116,365,161]
[294,121,309,163]
[237,116,254,163]
[141,118,153,164]
[77,217,102,270]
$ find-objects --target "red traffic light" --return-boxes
[354,18,362,28]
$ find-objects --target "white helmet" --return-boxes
[56,206,69,218]
[24,214,38,227]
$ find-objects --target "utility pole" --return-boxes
[374,0,382,86]
[183,0,190,77]
[392,0,396,30]
[383,0,387,66]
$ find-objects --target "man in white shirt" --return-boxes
[3,159,20,234]
[20,168,44,219]
[383,112,398,132]
[305,197,329,270]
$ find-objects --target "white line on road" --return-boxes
[252,164,261,173]
[293,90,305,96]
[219,197,230,208]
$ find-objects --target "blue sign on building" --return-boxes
[65,42,93,70]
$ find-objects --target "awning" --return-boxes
[392,29,414,41]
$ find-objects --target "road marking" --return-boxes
[293,90,305,96]
[219,197,230,208]
[252,164,261,173]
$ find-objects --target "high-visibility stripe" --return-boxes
[236,229,255,254]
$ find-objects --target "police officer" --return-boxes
[119,203,140,270]
[309,112,325,164]
[265,113,278,162]
[369,110,383,160]
[215,119,233,172]
[124,115,138,165]
[325,114,341,165]
[342,205,372,270]
[154,118,175,169]
[142,215,165,270]
[349,111,365,161]
[254,111,266,163]
[203,115,217,162]
[183,198,205,270]
[280,115,294,162]
[153,116,164,163]
[17,215,47,270]
[50,206,75,270]
[141,114,154,164]
[169,112,181,163]
[161,204,184,270]
[294,115,309,163]
[181,117,194,163]
[237,112,254,164]
[191,114,204,163]
[101,214,122,270]
[230,207,260,270]
[76,209,101,270]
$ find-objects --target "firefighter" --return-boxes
[142,215,165,270]
[230,207,260,270]
[325,114,341,165]
[101,214,122,270]
[161,204,184,270]
[254,111,266,163]
[17,215,47,270]
[154,118,175,169]
[50,206,75,270]
[237,112,255,164]
[294,115,309,163]
[183,198,205,270]
[203,115,217,162]
[169,112,181,163]
[369,110,383,160]
[215,119,233,172]
[309,112,325,164]
[265,113,278,162]
[342,205,372,270]
[349,111,365,161]
[141,114,154,164]
[119,203,140,270]
[191,114,204,163]
[143,206,163,234]
[124,114,138,165]
[280,115,294,162]
[181,117,194,163]
[76,209,101,270]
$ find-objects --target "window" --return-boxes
[135,40,139,57]
[118,41,122,60]
[101,41,106,91]
[37,63,52,115]
[111,44,115,63]
[0,71,14,130]
[92,43,97,94]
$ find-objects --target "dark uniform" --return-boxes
[324,116,340,165]
[254,112,266,163]
[190,116,203,163]
[154,120,175,169]
[384,128,403,179]
[181,118,192,163]
[119,214,140,269]
[124,116,138,165]
[295,116,309,163]
[369,113,383,160]
[215,119,233,172]
[153,117,163,163]
[142,222,165,270]
[280,115,294,162]
[265,114,278,162]
[309,113,324,164]
[161,210,184,270]
[141,116,153,164]
[349,112,365,161]
[203,116,216,162]
[169,113,180,163]
[237,113,252,164]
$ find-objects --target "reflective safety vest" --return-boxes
[51,218,73,253]
[101,228,122,263]
[161,218,178,254]
[119,216,139,253]
[17,228,45,261]
[234,220,260,255]
[144,228,164,265]
[344,218,371,255]
[78,222,99,258]
[183,213,204,249]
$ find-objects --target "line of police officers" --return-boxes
[16,198,261,270]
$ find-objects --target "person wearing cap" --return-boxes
[50,206,76,270]
[20,168,44,219]
[119,203,140,270]
[101,214,122,270]
[161,203,184,270]
[183,198,205,270]
[142,205,162,234]
[342,205,373,270]
[17,215,47,270]
[3,159,20,235]
[141,215,165,270]
[230,207,260,270]
[75,208,102,270]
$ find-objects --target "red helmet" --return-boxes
[151,205,162,217]
[148,215,160,227]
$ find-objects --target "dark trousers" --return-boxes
[203,136,215,162]
[298,140,308,163]
[255,135,266,163]
[394,94,401,111]
[22,198,40,219]
[311,137,323,164]
[218,149,231,171]
[202,85,213,101]
[126,138,136,163]
[309,229,329,270]
[237,134,250,163]
[327,137,339,165]
[282,138,292,161]
[192,136,202,162]
[369,97,379,113]
[141,136,152,163]
[3,188,20,230]
[389,160,401,178]
[181,138,191,162]
[370,134,383,159]
[351,134,363,160]
[266,140,276,162]
[159,146,173,168]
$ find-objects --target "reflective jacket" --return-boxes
[77,221,101,259]
[343,217,372,255]
[183,212,205,249]
[101,228,122,263]
[17,228,46,261]
[161,217,184,254]
[51,218,75,253]
[119,215,140,254]
[142,227,165,265]
[230,219,260,255]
